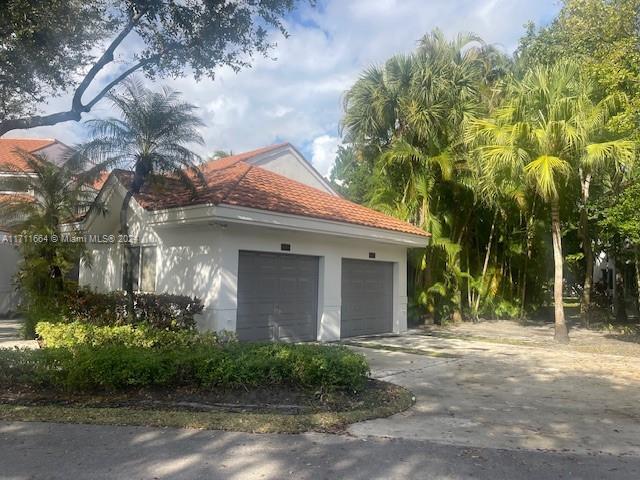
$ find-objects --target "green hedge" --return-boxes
[0,344,369,392]
[64,289,204,331]
[36,322,235,349]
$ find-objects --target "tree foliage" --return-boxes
[0,0,304,135]
[337,18,638,340]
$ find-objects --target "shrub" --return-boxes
[64,288,204,331]
[0,343,370,392]
[36,322,235,349]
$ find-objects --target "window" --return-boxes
[0,175,31,194]
[122,245,157,292]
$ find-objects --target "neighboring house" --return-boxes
[79,143,430,341]
[0,138,102,316]
[0,138,75,316]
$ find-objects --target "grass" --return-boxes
[0,383,413,434]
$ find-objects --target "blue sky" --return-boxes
[8,0,560,177]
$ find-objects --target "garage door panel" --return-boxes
[237,251,319,342]
[341,259,393,338]
[236,323,274,342]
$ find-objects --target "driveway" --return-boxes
[0,317,38,349]
[347,327,640,457]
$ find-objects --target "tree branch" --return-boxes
[71,10,146,112]
[0,10,149,137]
[85,57,156,111]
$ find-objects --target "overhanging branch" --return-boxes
[0,10,149,136]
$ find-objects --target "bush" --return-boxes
[64,288,204,331]
[35,322,236,349]
[0,343,370,392]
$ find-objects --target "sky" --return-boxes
[6,0,560,178]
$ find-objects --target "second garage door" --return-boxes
[236,251,319,342]
[341,259,394,338]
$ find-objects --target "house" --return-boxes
[78,143,430,341]
[0,138,78,316]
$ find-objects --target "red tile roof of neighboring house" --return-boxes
[90,171,110,191]
[111,150,429,238]
[0,138,57,171]
[204,143,288,171]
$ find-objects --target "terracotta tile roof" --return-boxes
[0,138,57,171]
[112,156,429,238]
[90,171,110,191]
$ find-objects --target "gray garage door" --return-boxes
[236,251,319,342]
[341,259,393,338]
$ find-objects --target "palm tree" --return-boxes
[573,93,635,324]
[342,30,498,322]
[0,151,99,335]
[467,61,634,342]
[81,79,204,297]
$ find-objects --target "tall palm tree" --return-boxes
[342,29,498,322]
[573,92,635,323]
[81,79,204,296]
[467,61,634,342]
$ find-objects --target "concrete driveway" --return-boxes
[347,329,640,457]
[0,317,38,349]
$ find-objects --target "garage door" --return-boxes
[236,251,319,342]
[341,259,393,338]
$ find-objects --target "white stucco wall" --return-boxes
[0,232,20,316]
[79,186,411,341]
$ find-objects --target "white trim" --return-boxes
[147,203,428,246]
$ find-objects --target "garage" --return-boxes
[341,259,394,338]
[236,250,319,342]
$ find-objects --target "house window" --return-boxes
[0,175,30,194]
[123,245,157,292]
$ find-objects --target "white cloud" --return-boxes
[4,0,560,162]
[311,134,341,177]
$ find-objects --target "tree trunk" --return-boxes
[120,165,148,317]
[474,208,498,319]
[614,259,628,323]
[579,172,593,326]
[551,199,569,343]
[635,247,640,317]
[520,209,535,320]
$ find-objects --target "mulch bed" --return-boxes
[0,379,406,416]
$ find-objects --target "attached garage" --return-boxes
[236,251,319,342]
[341,259,394,338]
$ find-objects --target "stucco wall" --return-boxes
[80,203,409,341]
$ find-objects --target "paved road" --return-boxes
[1,421,638,480]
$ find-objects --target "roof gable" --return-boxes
[203,143,337,195]
[0,138,58,171]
